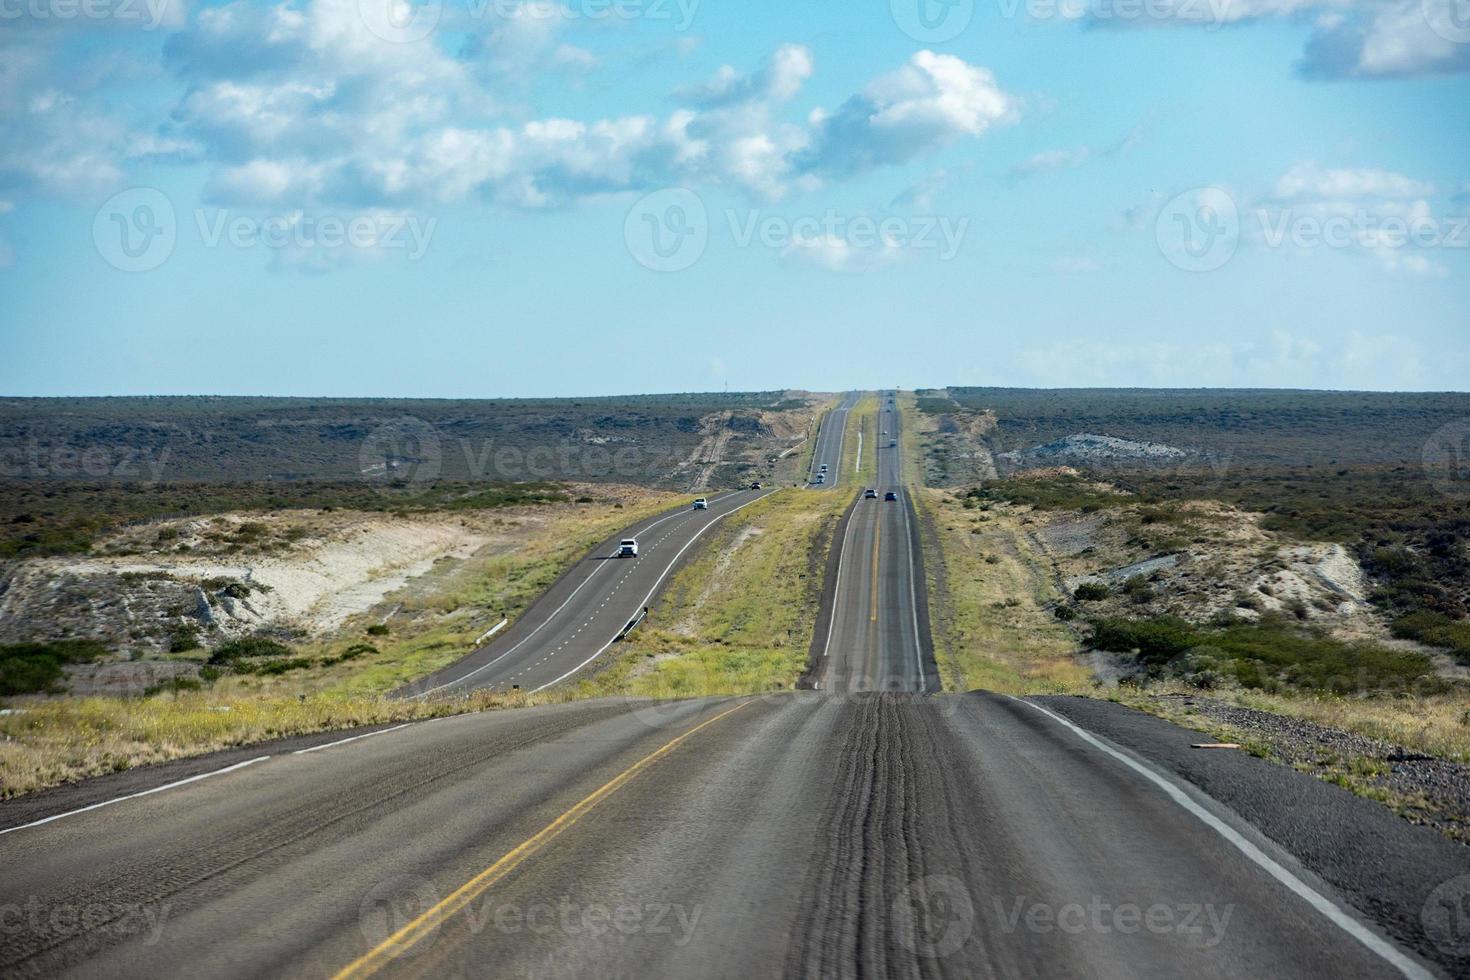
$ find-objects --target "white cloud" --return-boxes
[683,44,814,107]
[795,51,1016,178]
[1010,147,1091,179]
[1270,162,1435,201]
[1081,0,1470,78]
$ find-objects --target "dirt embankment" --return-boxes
[0,511,499,652]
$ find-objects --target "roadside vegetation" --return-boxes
[580,396,880,699]
[0,491,678,795]
[913,487,1090,695]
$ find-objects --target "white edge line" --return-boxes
[411,498,720,698]
[1007,696,1434,980]
[472,618,509,647]
[0,756,271,837]
[530,489,777,692]
[822,493,860,662]
[291,723,412,755]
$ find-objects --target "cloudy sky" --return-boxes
[1,0,1466,395]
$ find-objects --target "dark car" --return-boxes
[884,491,898,501]
[750,481,762,490]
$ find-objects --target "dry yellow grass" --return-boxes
[0,492,678,797]
[578,398,876,700]
[912,487,1091,696]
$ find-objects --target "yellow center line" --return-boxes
[870,511,882,624]
[332,700,753,980]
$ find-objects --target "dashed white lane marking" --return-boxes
[1009,697,1434,980]
[0,756,272,837]
[529,490,776,692]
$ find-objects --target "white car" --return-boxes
[693,498,708,510]
[618,539,638,557]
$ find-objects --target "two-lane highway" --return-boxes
[807,392,859,488]
[409,487,775,696]
[0,693,1454,979]
[819,391,936,693]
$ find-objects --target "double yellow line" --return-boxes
[333,700,752,979]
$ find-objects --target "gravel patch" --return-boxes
[1147,693,1470,840]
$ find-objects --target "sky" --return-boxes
[0,0,1467,397]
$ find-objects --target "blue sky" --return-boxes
[1,0,1467,396]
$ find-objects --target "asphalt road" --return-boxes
[1,390,1459,979]
[405,487,776,696]
[806,392,859,488]
[818,392,938,694]
[1,693,1456,979]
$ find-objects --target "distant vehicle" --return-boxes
[890,440,897,448]
[815,474,825,484]
[618,539,638,557]
[819,463,828,471]
[864,488,878,499]
[884,491,898,501]
[693,498,708,510]
[750,481,762,490]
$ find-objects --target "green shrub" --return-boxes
[1074,582,1110,602]
[168,623,202,653]
[1088,616,1199,663]
[1054,605,1077,622]
[1392,611,1470,660]
[209,636,293,664]
[366,624,390,637]
[0,640,109,695]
